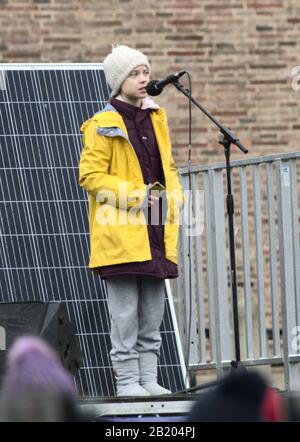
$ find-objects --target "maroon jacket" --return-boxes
[94,98,178,280]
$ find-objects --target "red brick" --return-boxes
[0,0,299,224]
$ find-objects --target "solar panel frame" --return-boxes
[0,63,186,397]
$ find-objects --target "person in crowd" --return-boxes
[188,369,287,422]
[0,336,81,422]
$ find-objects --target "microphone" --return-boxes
[146,70,186,96]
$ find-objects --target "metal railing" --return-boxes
[172,151,300,391]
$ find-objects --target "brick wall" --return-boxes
[1,0,300,166]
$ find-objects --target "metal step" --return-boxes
[79,394,197,418]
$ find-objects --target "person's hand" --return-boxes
[135,184,160,210]
[148,193,159,206]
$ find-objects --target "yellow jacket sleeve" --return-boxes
[79,120,147,211]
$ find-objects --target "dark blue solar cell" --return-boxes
[0,103,44,135]
[0,103,12,135]
[36,70,68,102]
[0,134,82,168]
[4,70,36,102]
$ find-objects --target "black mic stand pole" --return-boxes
[173,81,248,378]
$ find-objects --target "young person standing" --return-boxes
[79,45,184,397]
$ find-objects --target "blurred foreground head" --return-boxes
[0,336,80,422]
[283,392,300,422]
[189,369,287,422]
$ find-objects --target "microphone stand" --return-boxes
[173,80,248,391]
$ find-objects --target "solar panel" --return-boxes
[0,64,186,397]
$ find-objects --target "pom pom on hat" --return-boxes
[103,45,151,98]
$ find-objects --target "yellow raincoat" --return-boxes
[79,103,184,269]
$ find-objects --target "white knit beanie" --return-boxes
[103,45,151,98]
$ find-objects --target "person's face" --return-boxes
[120,65,150,101]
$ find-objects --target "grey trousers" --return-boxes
[105,275,165,363]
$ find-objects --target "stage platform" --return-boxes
[79,393,200,421]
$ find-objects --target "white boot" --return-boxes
[113,359,150,397]
[139,352,171,396]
